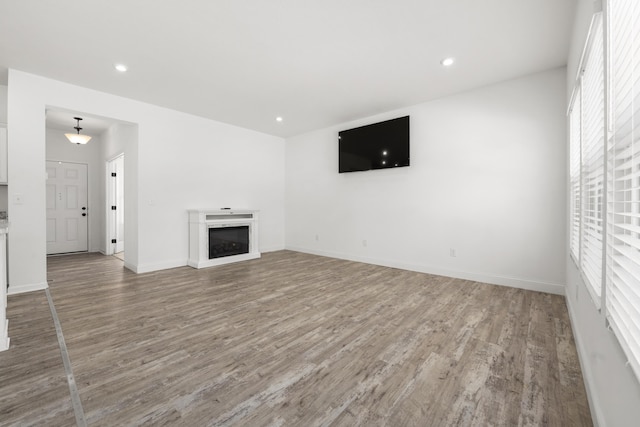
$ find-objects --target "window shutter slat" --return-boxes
[570,84,582,260]
[581,14,605,304]
[606,0,640,383]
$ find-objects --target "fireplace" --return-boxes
[188,209,260,269]
[208,226,249,259]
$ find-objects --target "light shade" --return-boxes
[65,116,92,144]
[65,133,92,144]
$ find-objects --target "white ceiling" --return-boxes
[0,0,576,138]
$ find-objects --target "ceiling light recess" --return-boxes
[114,63,128,72]
[276,116,283,122]
[440,57,455,67]
[65,117,92,145]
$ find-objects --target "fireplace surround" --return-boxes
[188,209,260,268]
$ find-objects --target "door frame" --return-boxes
[105,153,124,256]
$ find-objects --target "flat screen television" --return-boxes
[338,116,410,173]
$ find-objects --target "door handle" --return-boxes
[82,207,86,210]
[82,213,87,217]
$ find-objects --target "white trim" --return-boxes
[0,227,8,352]
[260,245,286,253]
[187,252,260,269]
[105,153,124,256]
[574,13,603,84]
[8,281,49,295]
[565,294,604,427]
[104,158,114,256]
[0,319,9,352]
[123,261,137,273]
[128,247,284,274]
[130,259,187,274]
[286,246,565,295]
[577,11,605,309]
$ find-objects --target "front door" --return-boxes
[46,161,89,254]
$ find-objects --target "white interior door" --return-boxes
[108,154,125,254]
[46,161,89,254]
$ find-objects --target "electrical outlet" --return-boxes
[450,248,457,257]
[362,240,368,247]
[315,234,319,241]
[13,194,23,205]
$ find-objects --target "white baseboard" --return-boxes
[188,252,260,269]
[123,261,137,273]
[7,281,49,295]
[0,319,9,352]
[128,250,284,274]
[260,245,286,253]
[565,295,603,427]
[131,259,188,274]
[285,246,565,295]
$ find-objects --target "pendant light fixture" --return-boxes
[65,117,92,145]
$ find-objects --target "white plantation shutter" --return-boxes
[570,88,582,261]
[581,15,606,306]
[606,0,640,378]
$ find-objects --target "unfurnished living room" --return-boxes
[0,0,638,425]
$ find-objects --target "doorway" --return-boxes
[106,154,125,257]
[107,153,125,261]
[46,161,89,254]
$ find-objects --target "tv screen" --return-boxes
[338,116,410,173]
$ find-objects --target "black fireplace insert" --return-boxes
[208,226,250,259]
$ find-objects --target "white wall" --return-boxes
[564,1,640,426]
[135,110,285,273]
[0,85,7,123]
[286,68,567,294]
[46,128,103,253]
[0,85,7,213]
[7,70,285,291]
[0,187,6,213]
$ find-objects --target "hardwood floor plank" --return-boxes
[0,292,77,426]
[0,250,592,426]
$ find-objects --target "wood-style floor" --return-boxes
[0,251,592,426]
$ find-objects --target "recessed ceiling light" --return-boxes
[276,116,283,122]
[440,57,455,67]
[114,63,128,72]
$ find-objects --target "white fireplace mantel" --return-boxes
[187,209,260,269]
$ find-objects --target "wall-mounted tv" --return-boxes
[338,116,410,173]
